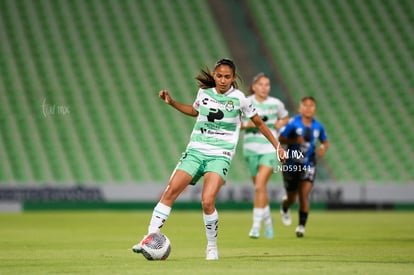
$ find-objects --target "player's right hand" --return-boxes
[159,89,173,105]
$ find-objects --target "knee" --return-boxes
[201,196,215,214]
[254,184,266,194]
[285,193,297,205]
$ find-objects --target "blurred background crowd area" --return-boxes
[0,0,413,186]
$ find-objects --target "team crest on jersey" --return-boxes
[225,100,234,112]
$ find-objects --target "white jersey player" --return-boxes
[132,59,286,260]
[241,73,289,239]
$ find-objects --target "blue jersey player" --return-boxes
[278,96,329,237]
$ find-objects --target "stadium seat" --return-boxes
[1,0,413,185]
[247,0,414,182]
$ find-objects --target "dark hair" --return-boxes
[248,72,269,94]
[301,96,317,104]
[195,58,240,89]
[214,58,236,71]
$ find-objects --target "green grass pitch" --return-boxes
[0,210,413,274]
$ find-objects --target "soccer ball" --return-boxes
[140,233,171,260]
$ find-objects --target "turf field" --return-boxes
[0,210,413,274]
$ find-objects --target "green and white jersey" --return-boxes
[187,87,257,160]
[243,95,288,156]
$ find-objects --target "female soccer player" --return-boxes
[241,73,289,239]
[132,59,285,260]
[278,96,328,237]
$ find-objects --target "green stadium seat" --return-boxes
[247,0,414,182]
[1,0,412,185]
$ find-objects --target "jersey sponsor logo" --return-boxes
[202,97,221,106]
[200,127,228,136]
[203,97,236,112]
[207,108,224,122]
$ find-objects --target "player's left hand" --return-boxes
[317,145,326,157]
[277,146,287,163]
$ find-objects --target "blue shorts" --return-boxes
[282,164,316,192]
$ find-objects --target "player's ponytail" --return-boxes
[195,67,216,89]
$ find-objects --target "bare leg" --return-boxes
[160,169,193,207]
[253,165,273,208]
[148,169,193,233]
[282,191,298,210]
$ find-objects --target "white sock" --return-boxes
[263,205,272,227]
[203,209,219,247]
[252,208,264,229]
[148,202,171,234]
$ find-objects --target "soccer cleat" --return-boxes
[131,242,142,253]
[280,207,292,226]
[295,225,305,237]
[206,246,219,260]
[264,223,274,239]
[131,235,148,253]
[248,227,260,239]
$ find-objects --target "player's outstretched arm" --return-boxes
[158,89,198,117]
[251,114,286,162]
[317,140,329,157]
